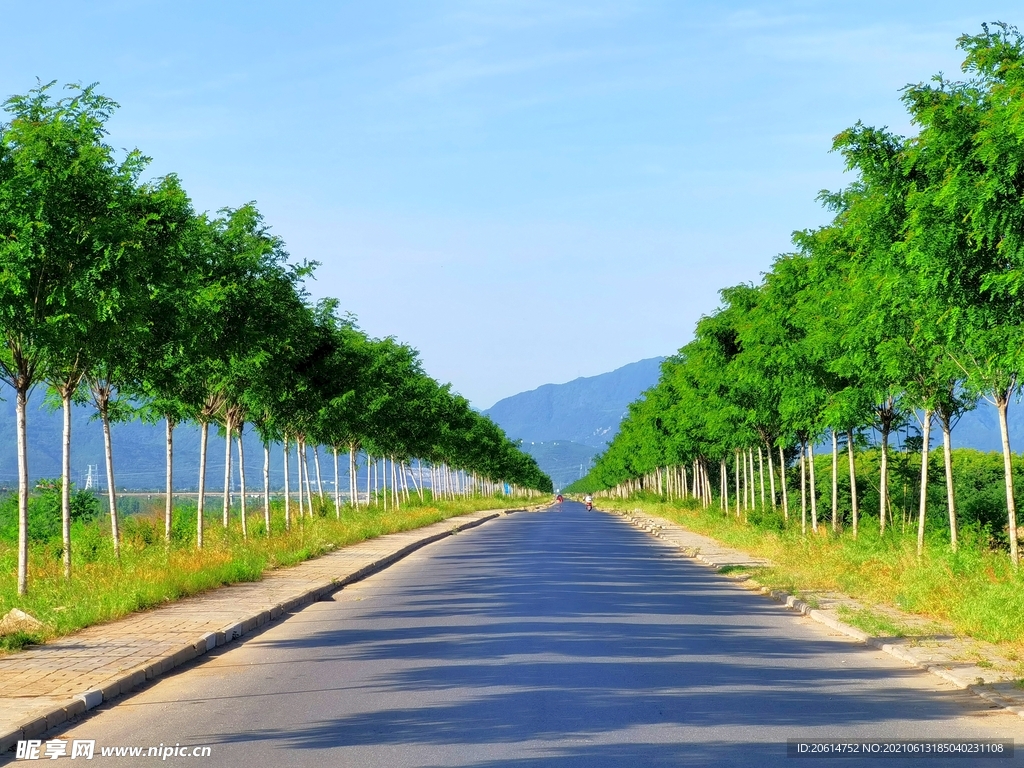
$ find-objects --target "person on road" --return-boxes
[557,494,563,504]
[584,493,593,510]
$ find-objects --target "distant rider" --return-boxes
[584,493,593,510]
[557,494,564,504]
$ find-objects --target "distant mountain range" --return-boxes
[484,357,665,489]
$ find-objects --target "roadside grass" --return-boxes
[600,495,1024,652]
[0,494,545,651]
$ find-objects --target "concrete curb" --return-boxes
[610,508,1024,723]
[0,504,547,753]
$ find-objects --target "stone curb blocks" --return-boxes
[75,690,102,711]
[0,507,522,755]
[613,508,1024,724]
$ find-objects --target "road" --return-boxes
[50,502,1022,766]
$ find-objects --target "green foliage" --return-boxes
[0,481,99,545]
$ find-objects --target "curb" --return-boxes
[0,504,545,753]
[611,508,1024,723]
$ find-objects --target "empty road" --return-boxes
[51,502,1022,766]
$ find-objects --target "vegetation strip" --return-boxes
[600,503,1024,721]
[0,504,542,754]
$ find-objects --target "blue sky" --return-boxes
[1,1,1020,407]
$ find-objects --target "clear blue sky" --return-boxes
[1,1,1019,407]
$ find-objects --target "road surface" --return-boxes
[48,502,1023,766]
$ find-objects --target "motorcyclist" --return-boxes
[584,493,593,510]
[556,494,564,504]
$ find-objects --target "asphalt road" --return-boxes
[51,502,1023,766]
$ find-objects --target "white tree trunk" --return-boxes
[847,429,858,539]
[917,410,932,557]
[779,444,788,521]
[333,447,341,518]
[62,392,72,580]
[313,445,325,500]
[263,442,271,536]
[165,417,174,544]
[222,415,233,528]
[282,437,291,531]
[197,421,208,548]
[940,415,957,552]
[808,441,818,533]
[101,402,120,558]
[16,386,29,595]
[800,441,807,536]
[767,444,777,510]
[831,430,838,532]
[237,431,247,539]
[996,392,1018,567]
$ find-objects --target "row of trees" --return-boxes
[0,82,550,594]
[570,24,1024,564]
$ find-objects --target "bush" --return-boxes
[0,481,100,545]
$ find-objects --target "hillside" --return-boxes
[484,357,665,447]
[483,358,666,489]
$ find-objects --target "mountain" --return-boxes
[484,357,666,447]
[484,357,666,489]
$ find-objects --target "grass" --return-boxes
[0,493,546,651]
[600,495,1024,653]
[836,606,908,637]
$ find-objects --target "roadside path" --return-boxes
[0,507,525,754]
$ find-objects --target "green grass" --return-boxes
[0,493,547,650]
[836,606,908,637]
[602,495,1024,652]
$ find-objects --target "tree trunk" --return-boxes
[237,431,247,539]
[366,453,372,506]
[734,450,741,516]
[847,429,858,539]
[779,445,789,522]
[165,417,174,544]
[800,440,807,536]
[296,439,306,518]
[197,421,208,548]
[831,430,838,532]
[62,391,72,580]
[767,443,777,510]
[758,446,765,509]
[349,444,358,510]
[809,440,818,533]
[16,386,29,595]
[334,446,341,518]
[996,391,1018,567]
[222,414,233,528]
[879,422,890,535]
[263,442,271,536]
[100,400,120,558]
[917,410,932,558]
[417,459,425,502]
[313,445,325,500]
[939,411,957,552]
[282,437,291,531]
[720,458,727,511]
